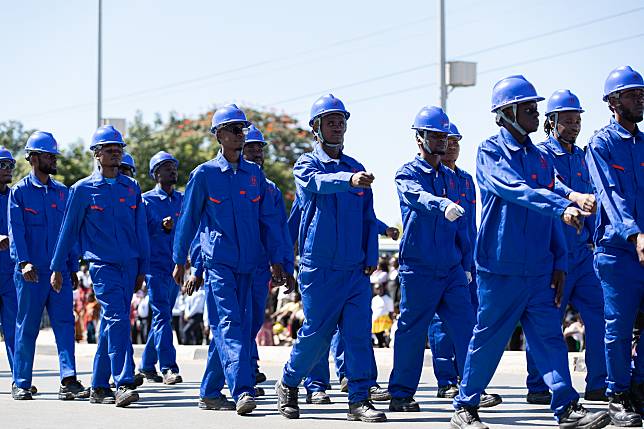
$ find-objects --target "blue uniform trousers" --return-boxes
[13,267,76,388]
[250,266,271,377]
[526,250,606,394]
[389,265,474,399]
[283,265,372,404]
[140,272,179,374]
[0,272,17,373]
[200,265,253,401]
[89,262,137,389]
[594,249,644,395]
[455,271,579,418]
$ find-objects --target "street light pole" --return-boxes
[438,0,447,111]
[97,0,103,128]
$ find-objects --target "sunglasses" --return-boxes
[222,124,249,136]
[0,160,15,170]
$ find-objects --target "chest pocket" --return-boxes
[88,194,111,220]
[115,192,137,221]
[237,189,261,215]
[207,194,233,218]
[345,188,365,212]
[23,201,45,227]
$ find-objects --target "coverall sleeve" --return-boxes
[173,170,207,265]
[51,186,85,272]
[395,168,451,215]
[8,186,31,265]
[553,175,573,199]
[286,196,301,248]
[259,173,287,267]
[274,186,295,275]
[376,218,388,236]
[455,213,472,272]
[66,243,81,274]
[363,189,379,268]
[585,139,641,240]
[135,188,150,275]
[144,199,163,238]
[476,145,570,218]
[189,234,204,278]
[550,219,568,273]
[293,155,354,194]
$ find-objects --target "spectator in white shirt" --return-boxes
[182,288,205,345]
[371,284,394,348]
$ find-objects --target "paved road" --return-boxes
[0,335,607,428]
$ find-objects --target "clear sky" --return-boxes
[2,0,643,226]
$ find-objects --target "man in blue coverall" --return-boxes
[172,104,291,415]
[426,122,501,408]
[0,147,19,393]
[450,75,609,429]
[241,124,294,396]
[120,152,136,178]
[586,65,644,427]
[275,94,386,423]
[50,125,150,408]
[388,107,489,413]
[137,151,183,385]
[9,131,89,401]
[525,89,608,406]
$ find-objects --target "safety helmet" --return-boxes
[0,147,16,167]
[447,123,462,140]
[491,75,544,112]
[545,89,585,115]
[90,125,126,151]
[411,106,450,134]
[210,104,251,133]
[24,131,61,156]
[603,65,644,101]
[149,151,179,179]
[308,94,350,127]
[121,153,136,175]
[244,124,267,146]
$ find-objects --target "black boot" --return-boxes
[388,396,420,412]
[90,387,115,404]
[437,384,459,399]
[609,392,642,427]
[236,392,256,415]
[59,379,90,400]
[450,407,488,429]
[369,385,391,402]
[347,400,387,422]
[479,391,502,408]
[137,369,162,383]
[558,401,610,429]
[198,395,236,410]
[115,385,139,407]
[275,380,300,419]
[11,383,33,400]
[306,391,331,404]
[526,390,552,405]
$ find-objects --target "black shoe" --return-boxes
[609,392,643,427]
[306,391,332,404]
[11,383,33,400]
[255,372,267,384]
[450,407,489,429]
[389,396,420,412]
[527,390,552,405]
[162,370,183,385]
[558,401,610,429]
[275,380,300,419]
[236,392,256,415]
[340,377,349,393]
[255,386,265,397]
[199,395,236,410]
[138,370,162,383]
[438,384,459,399]
[479,391,502,408]
[369,385,391,402]
[133,373,145,388]
[30,385,37,395]
[348,400,387,422]
[59,380,90,400]
[90,387,116,404]
[584,388,609,402]
[115,385,139,407]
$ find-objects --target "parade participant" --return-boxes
[120,153,136,177]
[450,75,608,429]
[586,66,644,427]
[50,125,150,408]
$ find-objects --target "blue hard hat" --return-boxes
[210,104,251,133]
[149,151,179,179]
[25,131,61,155]
[545,89,584,115]
[447,122,462,140]
[121,153,136,174]
[0,147,15,163]
[90,125,126,151]
[308,94,350,127]
[603,65,644,101]
[411,106,450,133]
[491,75,544,112]
[244,124,267,146]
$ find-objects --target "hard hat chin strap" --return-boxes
[313,117,343,150]
[548,112,574,145]
[497,104,528,136]
[417,131,433,155]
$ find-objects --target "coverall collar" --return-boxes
[499,127,532,152]
[413,155,448,176]
[28,171,54,189]
[609,116,643,140]
[214,150,251,173]
[89,170,130,187]
[313,144,361,170]
[153,184,175,200]
[543,135,580,156]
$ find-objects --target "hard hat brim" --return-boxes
[90,141,127,150]
[308,110,351,127]
[545,107,585,115]
[210,119,252,134]
[244,139,268,146]
[602,83,644,101]
[491,96,545,113]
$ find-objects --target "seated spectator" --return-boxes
[371,284,394,347]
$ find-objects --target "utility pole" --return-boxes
[97,0,103,127]
[438,0,447,111]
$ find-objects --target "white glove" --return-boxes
[465,271,472,284]
[444,203,465,222]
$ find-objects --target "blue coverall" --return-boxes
[139,185,183,375]
[388,156,475,400]
[172,152,287,401]
[523,135,607,395]
[0,187,17,374]
[585,118,644,396]
[50,172,150,389]
[453,127,579,420]
[427,166,478,388]
[9,173,79,389]
[281,144,378,404]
